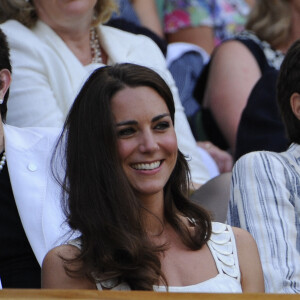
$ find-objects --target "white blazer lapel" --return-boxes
[33,21,90,113]
[98,25,135,64]
[4,125,66,265]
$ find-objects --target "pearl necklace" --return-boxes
[90,27,102,64]
[0,151,6,172]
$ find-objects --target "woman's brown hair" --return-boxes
[52,63,212,290]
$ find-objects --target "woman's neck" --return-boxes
[139,192,166,235]
[55,26,93,65]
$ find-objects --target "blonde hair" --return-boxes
[0,0,118,28]
[245,0,291,49]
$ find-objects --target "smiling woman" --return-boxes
[112,86,177,200]
[42,63,264,293]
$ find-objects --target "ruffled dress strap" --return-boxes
[67,238,104,290]
[67,238,130,291]
[67,238,82,249]
[207,222,241,282]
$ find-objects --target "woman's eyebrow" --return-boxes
[116,113,170,126]
[116,120,138,127]
[152,113,170,122]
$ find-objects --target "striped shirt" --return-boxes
[228,143,300,293]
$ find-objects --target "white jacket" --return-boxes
[1,20,210,185]
[4,124,68,265]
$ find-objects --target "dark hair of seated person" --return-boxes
[277,39,300,144]
[0,28,11,121]
[52,63,211,290]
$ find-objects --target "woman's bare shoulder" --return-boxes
[41,244,95,289]
[231,226,255,243]
[231,226,265,293]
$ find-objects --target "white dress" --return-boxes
[68,222,242,293]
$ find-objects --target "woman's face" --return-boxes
[33,0,97,28]
[111,86,178,200]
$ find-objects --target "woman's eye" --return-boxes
[155,121,170,130]
[117,127,135,137]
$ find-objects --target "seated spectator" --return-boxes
[0,28,65,288]
[0,0,211,188]
[195,0,300,155]
[228,39,300,293]
[42,63,264,292]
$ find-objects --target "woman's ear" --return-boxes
[0,69,12,100]
[290,92,300,120]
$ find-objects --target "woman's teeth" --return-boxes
[132,161,161,170]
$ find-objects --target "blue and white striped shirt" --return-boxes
[228,144,300,293]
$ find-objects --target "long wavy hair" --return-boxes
[0,0,118,28]
[52,63,211,290]
[245,0,291,49]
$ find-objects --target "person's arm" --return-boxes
[41,245,95,289]
[130,0,164,38]
[228,151,300,293]
[203,40,261,153]
[232,227,264,293]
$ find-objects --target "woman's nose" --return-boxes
[138,131,159,153]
